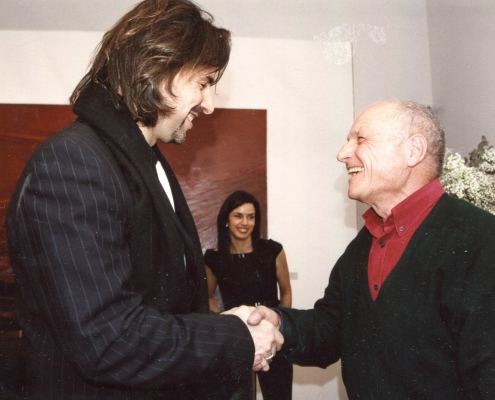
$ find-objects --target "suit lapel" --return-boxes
[73,82,205,312]
[153,148,206,309]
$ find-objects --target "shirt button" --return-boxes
[379,242,385,248]
[399,226,405,232]
[373,285,379,291]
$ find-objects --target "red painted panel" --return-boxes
[0,104,266,282]
[158,108,267,249]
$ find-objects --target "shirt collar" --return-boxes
[363,178,445,238]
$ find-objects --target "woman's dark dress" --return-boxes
[204,239,293,400]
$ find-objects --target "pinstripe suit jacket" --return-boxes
[6,84,254,399]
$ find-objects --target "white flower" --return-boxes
[441,148,495,214]
[478,148,495,173]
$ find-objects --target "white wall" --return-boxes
[350,1,433,114]
[427,0,495,156]
[0,31,101,104]
[0,1,435,399]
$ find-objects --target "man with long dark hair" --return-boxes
[6,1,281,398]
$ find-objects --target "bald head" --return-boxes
[337,100,446,217]
[380,101,446,179]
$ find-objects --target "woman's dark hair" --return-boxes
[70,0,231,127]
[217,191,261,255]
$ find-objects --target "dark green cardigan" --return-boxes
[278,194,495,399]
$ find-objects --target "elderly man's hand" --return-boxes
[223,305,283,371]
[247,305,281,329]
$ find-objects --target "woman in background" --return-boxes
[205,190,293,400]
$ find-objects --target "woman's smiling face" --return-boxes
[228,203,256,241]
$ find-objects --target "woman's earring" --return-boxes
[225,223,228,227]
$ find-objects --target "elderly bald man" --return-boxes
[247,101,495,399]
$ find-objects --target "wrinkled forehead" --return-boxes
[349,103,401,138]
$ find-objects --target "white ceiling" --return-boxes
[0,0,424,40]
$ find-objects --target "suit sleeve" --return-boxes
[7,130,254,388]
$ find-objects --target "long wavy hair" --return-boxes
[70,0,231,127]
[216,191,261,255]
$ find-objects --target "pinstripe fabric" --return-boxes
[6,88,254,399]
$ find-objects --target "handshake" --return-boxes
[223,305,282,372]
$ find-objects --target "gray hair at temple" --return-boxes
[70,0,231,127]
[394,101,446,179]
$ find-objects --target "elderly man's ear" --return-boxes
[406,134,428,168]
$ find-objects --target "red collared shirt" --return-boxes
[363,178,445,300]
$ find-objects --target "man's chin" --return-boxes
[171,127,187,144]
[347,189,361,202]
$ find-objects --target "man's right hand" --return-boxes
[223,305,283,371]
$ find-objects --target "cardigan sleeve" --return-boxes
[453,228,495,397]
[275,252,343,368]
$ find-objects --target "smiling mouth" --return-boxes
[188,106,203,123]
[348,167,364,176]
